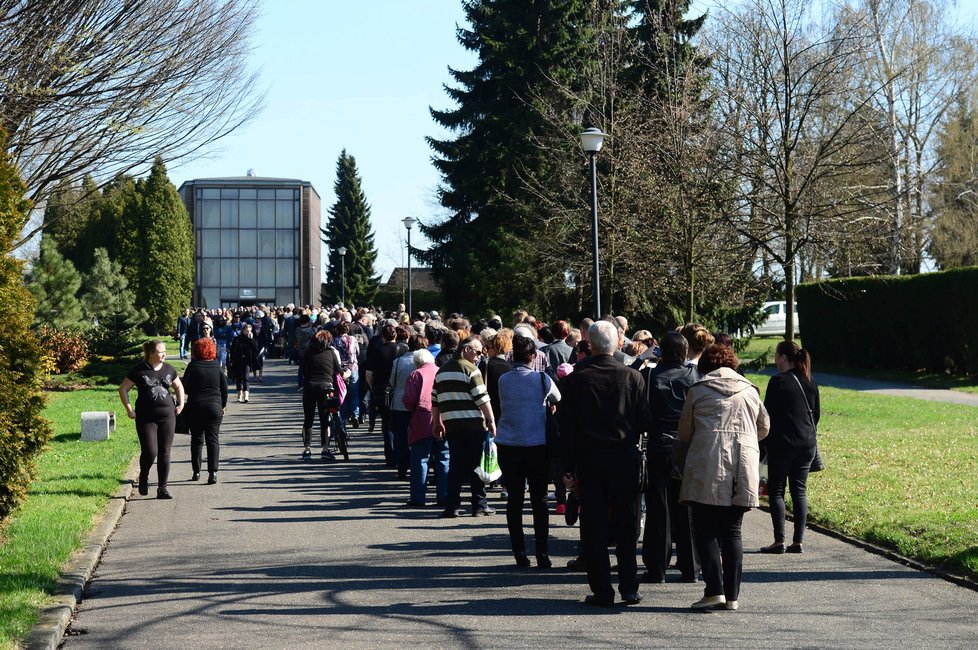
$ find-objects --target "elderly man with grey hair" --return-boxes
[559,319,648,608]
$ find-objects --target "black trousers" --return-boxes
[189,401,223,474]
[302,383,337,446]
[579,444,640,600]
[643,450,700,580]
[497,443,550,557]
[136,413,175,487]
[235,364,251,391]
[445,430,488,511]
[691,503,747,601]
[767,444,817,544]
[371,388,393,466]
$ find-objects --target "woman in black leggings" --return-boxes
[119,340,185,499]
[229,323,260,403]
[760,341,820,554]
[182,337,228,484]
[300,329,341,460]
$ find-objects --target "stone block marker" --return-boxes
[80,411,116,441]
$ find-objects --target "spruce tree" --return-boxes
[81,248,148,355]
[321,150,379,307]
[27,236,83,329]
[117,157,194,333]
[422,0,595,314]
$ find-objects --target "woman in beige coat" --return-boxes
[678,344,769,612]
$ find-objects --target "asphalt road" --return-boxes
[64,359,978,649]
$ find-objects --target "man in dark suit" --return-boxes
[560,320,647,608]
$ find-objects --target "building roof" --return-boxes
[384,267,439,293]
[177,176,320,198]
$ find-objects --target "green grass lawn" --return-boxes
[0,386,138,650]
[748,373,978,576]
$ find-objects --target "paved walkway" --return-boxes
[64,360,978,649]
[755,368,978,407]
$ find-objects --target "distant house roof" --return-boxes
[384,267,439,292]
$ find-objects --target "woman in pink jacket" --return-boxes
[402,348,449,507]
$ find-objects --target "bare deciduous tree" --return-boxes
[0,0,263,250]
[709,0,890,339]
[850,0,976,274]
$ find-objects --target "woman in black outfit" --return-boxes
[229,323,260,403]
[760,340,820,554]
[182,337,228,484]
[119,340,185,499]
[301,329,342,460]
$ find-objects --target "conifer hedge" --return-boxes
[0,132,53,521]
[796,268,978,375]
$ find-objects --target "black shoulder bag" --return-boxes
[788,372,824,472]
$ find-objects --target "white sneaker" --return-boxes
[691,595,726,610]
[725,600,739,611]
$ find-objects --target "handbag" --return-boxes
[172,396,189,435]
[540,373,560,457]
[788,372,824,472]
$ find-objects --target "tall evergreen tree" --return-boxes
[80,248,147,326]
[929,93,978,269]
[80,248,147,355]
[321,150,379,307]
[422,0,595,314]
[116,157,194,333]
[27,237,83,329]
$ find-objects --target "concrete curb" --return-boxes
[24,455,139,650]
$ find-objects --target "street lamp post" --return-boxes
[337,246,347,307]
[402,217,417,319]
[580,127,607,319]
[309,262,317,307]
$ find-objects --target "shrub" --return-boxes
[0,129,53,521]
[35,326,89,374]
[796,268,978,375]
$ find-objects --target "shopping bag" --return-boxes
[474,432,502,483]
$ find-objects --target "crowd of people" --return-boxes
[119,302,821,611]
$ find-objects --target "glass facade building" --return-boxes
[178,177,322,308]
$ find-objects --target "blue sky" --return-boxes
[170,0,476,281]
[170,0,978,281]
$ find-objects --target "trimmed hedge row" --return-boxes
[796,268,978,376]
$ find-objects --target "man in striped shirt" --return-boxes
[432,336,497,518]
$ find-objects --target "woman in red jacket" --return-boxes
[402,349,448,507]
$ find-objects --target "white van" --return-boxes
[754,301,799,337]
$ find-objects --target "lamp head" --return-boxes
[338,246,347,255]
[402,216,417,230]
[580,127,607,153]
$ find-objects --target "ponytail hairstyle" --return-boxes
[775,340,812,380]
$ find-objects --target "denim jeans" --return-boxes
[390,409,411,474]
[342,370,360,420]
[409,436,449,505]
